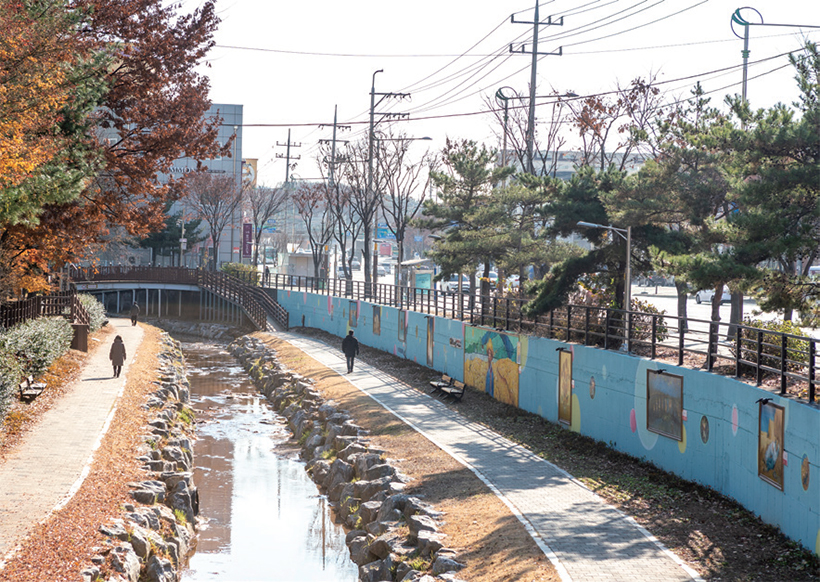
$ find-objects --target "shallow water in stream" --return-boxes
[178,341,358,581]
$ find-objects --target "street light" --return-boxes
[577,221,632,350]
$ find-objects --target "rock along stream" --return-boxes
[179,340,358,581]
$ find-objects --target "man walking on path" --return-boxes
[109,335,126,378]
[341,330,359,373]
[130,302,140,326]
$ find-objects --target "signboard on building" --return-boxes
[242,223,253,258]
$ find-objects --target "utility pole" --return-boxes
[366,70,410,295]
[276,128,302,184]
[319,105,350,188]
[276,129,301,253]
[510,2,563,174]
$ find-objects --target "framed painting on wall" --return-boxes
[398,310,406,343]
[373,305,381,336]
[426,316,434,367]
[348,301,358,327]
[646,370,683,441]
[758,401,784,490]
[558,349,572,425]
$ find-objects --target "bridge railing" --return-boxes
[70,266,288,332]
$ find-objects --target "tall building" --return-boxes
[169,104,244,268]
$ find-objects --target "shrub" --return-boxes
[0,316,73,377]
[733,318,810,374]
[557,284,668,346]
[79,293,107,332]
[220,262,259,286]
[0,349,23,417]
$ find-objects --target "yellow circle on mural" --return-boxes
[570,394,581,433]
[678,425,687,454]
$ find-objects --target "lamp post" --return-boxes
[577,221,632,350]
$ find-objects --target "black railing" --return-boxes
[266,272,817,404]
[0,290,90,330]
[63,266,818,403]
[69,266,289,332]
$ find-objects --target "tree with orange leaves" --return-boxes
[0,0,226,295]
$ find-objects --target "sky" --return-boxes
[179,0,820,187]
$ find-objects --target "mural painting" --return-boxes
[646,370,683,441]
[558,349,572,425]
[373,305,381,336]
[758,401,784,490]
[464,327,519,407]
[426,317,434,367]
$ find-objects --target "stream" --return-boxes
[178,340,358,581]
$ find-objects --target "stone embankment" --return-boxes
[230,335,467,582]
[82,333,199,582]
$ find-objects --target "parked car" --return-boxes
[694,288,731,304]
[442,274,470,293]
[506,274,521,290]
[377,265,386,277]
[351,258,361,271]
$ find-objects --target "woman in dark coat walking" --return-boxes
[129,302,140,326]
[109,335,127,378]
[341,330,359,373]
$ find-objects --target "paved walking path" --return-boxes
[0,319,144,564]
[279,331,703,582]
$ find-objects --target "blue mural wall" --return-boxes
[277,291,820,555]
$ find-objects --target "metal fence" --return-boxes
[0,290,90,330]
[265,272,817,404]
[62,266,817,403]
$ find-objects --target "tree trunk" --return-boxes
[710,283,723,323]
[726,291,744,339]
[675,280,689,334]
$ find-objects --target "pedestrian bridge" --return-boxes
[70,266,288,332]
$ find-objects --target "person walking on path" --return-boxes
[341,330,359,373]
[109,335,126,378]
[130,302,140,326]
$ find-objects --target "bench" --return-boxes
[429,374,454,395]
[439,380,466,402]
[19,375,46,401]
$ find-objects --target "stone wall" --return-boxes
[230,335,467,582]
[82,332,198,582]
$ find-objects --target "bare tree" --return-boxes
[484,88,568,176]
[246,184,288,265]
[564,75,667,171]
[376,132,435,288]
[184,172,243,270]
[337,138,387,290]
[291,181,335,279]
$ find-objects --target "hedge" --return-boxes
[79,293,107,332]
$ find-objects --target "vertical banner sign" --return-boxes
[242,223,253,258]
[242,158,258,188]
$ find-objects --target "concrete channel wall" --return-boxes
[276,289,820,556]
